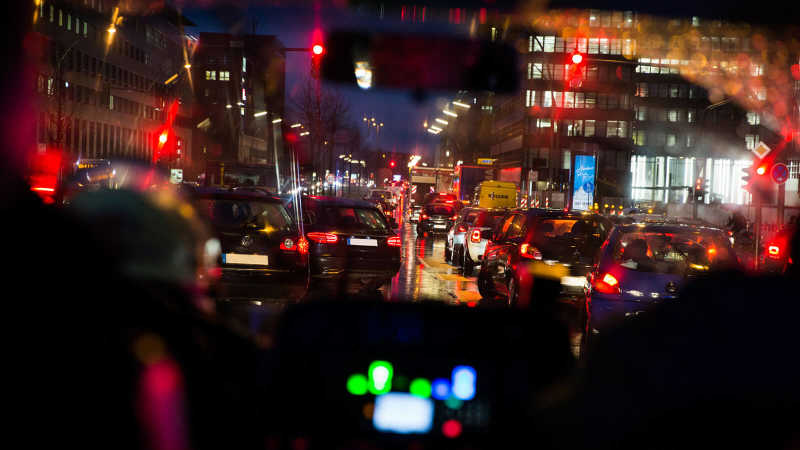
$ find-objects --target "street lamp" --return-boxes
[452,101,471,109]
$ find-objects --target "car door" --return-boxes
[482,213,514,286]
[490,213,527,294]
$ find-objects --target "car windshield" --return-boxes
[612,230,736,273]
[323,206,389,233]
[425,205,455,216]
[12,0,800,447]
[197,197,293,233]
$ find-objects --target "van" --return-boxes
[474,181,517,209]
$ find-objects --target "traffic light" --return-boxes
[742,160,776,204]
[311,29,324,79]
[694,177,705,203]
[567,49,586,88]
[389,160,396,168]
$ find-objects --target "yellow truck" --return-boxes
[474,181,518,209]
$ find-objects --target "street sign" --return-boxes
[751,142,772,159]
[476,158,496,166]
[771,163,789,185]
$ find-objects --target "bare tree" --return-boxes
[289,77,353,191]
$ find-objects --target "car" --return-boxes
[300,196,402,293]
[444,207,483,264]
[409,204,423,223]
[586,223,739,336]
[462,209,510,276]
[416,202,460,235]
[191,188,309,300]
[478,209,613,307]
[423,192,458,205]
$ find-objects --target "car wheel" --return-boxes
[477,268,495,300]
[444,245,452,263]
[452,245,463,267]
[507,276,519,307]
[463,247,475,276]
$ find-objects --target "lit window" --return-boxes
[686,134,694,147]
[666,134,677,147]
[240,107,245,116]
[750,63,764,77]
[529,62,542,79]
[687,109,696,123]
[745,134,759,150]
[525,90,536,107]
[205,70,216,80]
[242,57,246,72]
[543,36,555,52]
[542,90,552,107]
[668,109,679,122]
[692,16,700,27]
[584,120,595,137]
[219,71,230,81]
[109,95,114,110]
[634,130,646,146]
[635,82,648,97]
[755,87,767,101]
[67,14,71,30]
[746,112,760,125]
[636,105,647,121]
[49,5,54,22]
[588,38,599,54]
[58,9,63,26]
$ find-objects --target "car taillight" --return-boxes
[421,214,428,220]
[307,232,339,244]
[387,236,402,247]
[457,224,467,233]
[470,230,481,243]
[767,244,781,259]
[593,272,621,295]
[451,215,458,220]
[280,238,296,251]
[297,237,309,255]
[519,243,542,260]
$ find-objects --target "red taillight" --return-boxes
[767,244,781,258]
[297,237,309,255]
[451,215,458,220]
[421,214,428,220]
[387,236,402,247]
[307,232,339,244]
[593,272,621,294]
[470,230,481,243]
[519,243,542,260]
[280,238,296,251]
[457,224,467,233]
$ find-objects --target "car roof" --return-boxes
[190,187,283,203]
[303,195,378,209]
[614,223,725,235]
[521,208,605,220]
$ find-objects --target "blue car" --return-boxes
[586,223,739,336]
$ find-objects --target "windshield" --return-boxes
[11,1,800,447]
[612,230,736,273]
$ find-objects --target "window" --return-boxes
[525,90,535,107]
[219,71,230,81]
[636,82,648,97]
[67,14,71,31]
[686,134,694,147]
[635,105,648,121]
[589,10,599,27]
[543,36,555,52]
[622,38,635,55]
[109,95,114,110]
[745,134,759,150]
[562,150,571,170]
[566,120,583,136]
[668,109,680,122]
[588,38,599,54]
[585,93,596,109]
[670,85,680,98]
[584,120,596,137]
[599,38,609,54]
[242,56,247,72]
[542,90,552,107]
[575,92,585,108]
[58,9,62,26]
[635,130,648,147]
[687,109,696,123]
[666,134,677,147]
[205,70,216,80]
[692,16,700,26]
[659,84,669,98]
[528,62,543,79]
[564,91,575,108]
[755,87,767,101]
[746,112,760,125]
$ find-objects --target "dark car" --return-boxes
[478,210,613,307]
[301,196,402,293]
[761,223,796,274]
[192,188,309,300]
[586,223,739,335]
[416,203,459,235]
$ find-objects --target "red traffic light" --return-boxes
[158,131,168,145]
[389,160,396,168]
[571,53,583,64]
[756,164,767,176]
[312,44,324,55]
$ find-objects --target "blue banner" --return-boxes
[572,155,595,210]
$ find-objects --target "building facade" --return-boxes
[32,0,196,169]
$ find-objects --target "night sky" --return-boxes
[183,4,465,160]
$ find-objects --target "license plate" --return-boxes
[434,224,447,229]
[223,253,268,266]
[348,237,378,247]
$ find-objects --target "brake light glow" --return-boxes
[307,232,339,244]
[421,214,428,220]
[767,244,781,258]
[451,215,458,220]
[593,272,620,294]
[470,230,481,243]
[387,236,402,247]
[519,243,542,260]
[297,237,309,255]
[457,224,467,233]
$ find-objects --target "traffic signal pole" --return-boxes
[754,195,761,271]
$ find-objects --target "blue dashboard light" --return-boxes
[451,365,476,401]
[431,378,450,400]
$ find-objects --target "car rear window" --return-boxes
[611,230,736,274]
[197,198,293,234]
[425,205,455,216]
[324,207,389,233]
[476,212,506,228]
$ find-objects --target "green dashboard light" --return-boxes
[347,374,368,395]
[368,360,394,395]
[409,378,432,398]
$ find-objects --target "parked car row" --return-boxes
[187,187,402,300]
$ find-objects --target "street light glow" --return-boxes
[254,111,267,117]
[272,118,283,124]
[184,63,192,69]
[452,101,471,109]
[435,118,448,125]
[429,126,442,132]
[442,109,457,118]
[290,123,302,128]
[300,131,310,136]
[107,26,116,34]
[427,128,440,134]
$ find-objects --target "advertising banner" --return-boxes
[572,155,595,210]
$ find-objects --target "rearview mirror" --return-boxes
[321,30,519,93]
